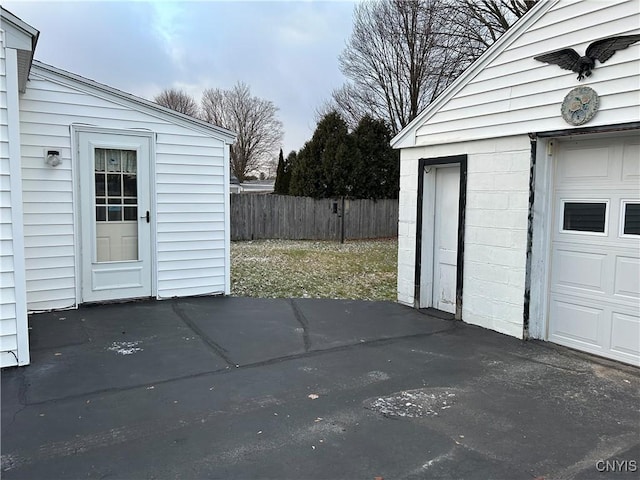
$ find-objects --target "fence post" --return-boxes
[340,196,345,244]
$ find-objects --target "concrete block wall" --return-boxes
[397,135,531,338]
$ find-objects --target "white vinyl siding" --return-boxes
[19,69,228,310]
[155,132,226,298]
[0,31,19,366]
[413,0,639,146]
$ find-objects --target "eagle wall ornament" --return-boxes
[534,35,640,80]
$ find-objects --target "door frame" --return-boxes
[527,123,640,341]
[71,125,158,305]
[414,155,467,319]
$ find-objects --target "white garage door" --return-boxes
[549,135,640,366]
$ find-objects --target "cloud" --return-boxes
[148,2,189,71]
[3,0,357,153]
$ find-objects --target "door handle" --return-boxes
[141,211,150,223]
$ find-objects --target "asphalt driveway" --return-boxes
[2,297,639,479]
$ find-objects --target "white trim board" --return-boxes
[5,46,30,365]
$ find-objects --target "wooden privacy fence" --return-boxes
[230,194,398,241]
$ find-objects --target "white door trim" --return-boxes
[415,156,467,319]
[528,137,555,340]
[71,125,157,304]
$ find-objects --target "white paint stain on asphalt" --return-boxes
[366,388,458,418]
[107,341,143,355]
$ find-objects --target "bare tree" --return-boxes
[326,0,536,134]
[328,0,463,135]
[201,82,284,182]
[445,0,537,64]
[153,88,200,117]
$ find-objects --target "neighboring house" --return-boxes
[238,179,275,194]
[0,8,236,368]
[392,0,639,366]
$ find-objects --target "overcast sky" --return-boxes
[5,0,357,155]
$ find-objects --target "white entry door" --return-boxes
[432,166,460,313]
[78,130,152,302]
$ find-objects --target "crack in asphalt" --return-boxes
[289,299,311,352]
[171,300,236,368]
[3,369,29,430]
[20,326,456,407]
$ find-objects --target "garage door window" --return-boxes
[621,201,640,236]
[561,200,608,235]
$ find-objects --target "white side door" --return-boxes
[78,130,152,302]
[432,166,460,314]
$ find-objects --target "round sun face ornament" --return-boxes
[561,86,599,126]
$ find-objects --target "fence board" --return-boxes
[230,194,398,241]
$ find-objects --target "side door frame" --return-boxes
[414,155,468,319]
[71,124,157,305]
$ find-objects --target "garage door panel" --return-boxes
[614,256,640,299]
[557,147,610,181]
[610,312,640,359]
[622,143,639,181]
[549,297,603,347]
[551,248,606,294]
[550,135,640,366]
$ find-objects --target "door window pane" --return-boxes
[623,203,640,235]
[562,202,607,233]
[123,174,137,196]
[107,174,121,196]
[95,150,106,172]
[124,207,137,221]
[108,206,122,221]
[94,148,138,262]
[95,173,105,196]
[107,151,121,172]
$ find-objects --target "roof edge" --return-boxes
[30,60,237,143]
[390,0,559,149]
[0,7,40,39]
[1,7,40,92]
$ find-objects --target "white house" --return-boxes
[1,8,236,368]
[392,0,639,366]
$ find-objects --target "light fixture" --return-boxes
[45,149,61,167]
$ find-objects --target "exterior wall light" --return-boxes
[45,149,61,167]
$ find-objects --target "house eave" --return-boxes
[30,60,237,143]
[390,0,559,150]
[0,7,40,93]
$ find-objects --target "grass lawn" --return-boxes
[231,239,398,301]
